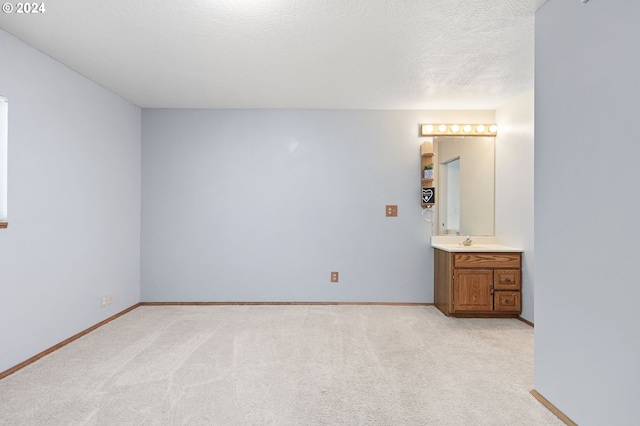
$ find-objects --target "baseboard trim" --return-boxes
[531,389,577,426]
[140,301,434,306]
[517,316,534,327]
[0,303,140,381]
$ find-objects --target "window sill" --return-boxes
[0,222,7,229]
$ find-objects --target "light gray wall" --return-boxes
[535,1,640,424]
[495,89,534,322]
[141,109,493,302]
[0,30,141,373]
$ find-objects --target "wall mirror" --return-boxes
[434,137,495,236]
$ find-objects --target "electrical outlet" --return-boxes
[107,294,114,305]
[331,272,339,282]
[386,205,398,217]
[100,295,108,308]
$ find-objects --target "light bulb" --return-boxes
[438,124,447,132]
[489,125,498,133]
[463,125,472,133]
[476,125,485,132]
[450,124,459,132]
[423,124,434,134]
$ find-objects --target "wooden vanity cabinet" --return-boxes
[434,249,522,317]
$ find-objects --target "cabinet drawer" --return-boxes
[454,253,520,269]
[494,291,521,312]
[494,270,521,290]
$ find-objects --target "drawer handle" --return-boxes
[505,300,512,304]
[505,278,511,282]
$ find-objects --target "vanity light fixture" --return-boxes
[419,123,498,136]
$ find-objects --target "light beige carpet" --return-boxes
[0,306,562,425]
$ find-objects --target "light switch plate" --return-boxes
[386,205,398,217]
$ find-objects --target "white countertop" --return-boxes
[430,236,523,253]
[431,243,523,253]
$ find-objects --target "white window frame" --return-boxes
[0,96,7,225]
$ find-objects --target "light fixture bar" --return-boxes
[419,124,498,137]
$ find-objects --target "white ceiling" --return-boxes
[0,0,547,109]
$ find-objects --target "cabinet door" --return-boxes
[453,269,493,312]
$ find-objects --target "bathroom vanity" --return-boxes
[432,240,522,318]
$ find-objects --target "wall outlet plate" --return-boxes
[331,272,339,282]
[100,296,108,308]
[386,205,398,217]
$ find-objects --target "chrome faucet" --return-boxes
[459,236,473,246]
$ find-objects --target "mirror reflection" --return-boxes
[434,137,494,236]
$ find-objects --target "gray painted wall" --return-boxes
[0,30,141,373]
[495,89,534,322]
[141,109,493,302]
[535,1,640,424]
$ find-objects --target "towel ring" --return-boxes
[421,207,435,222]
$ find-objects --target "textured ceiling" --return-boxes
[0,0,547,109]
